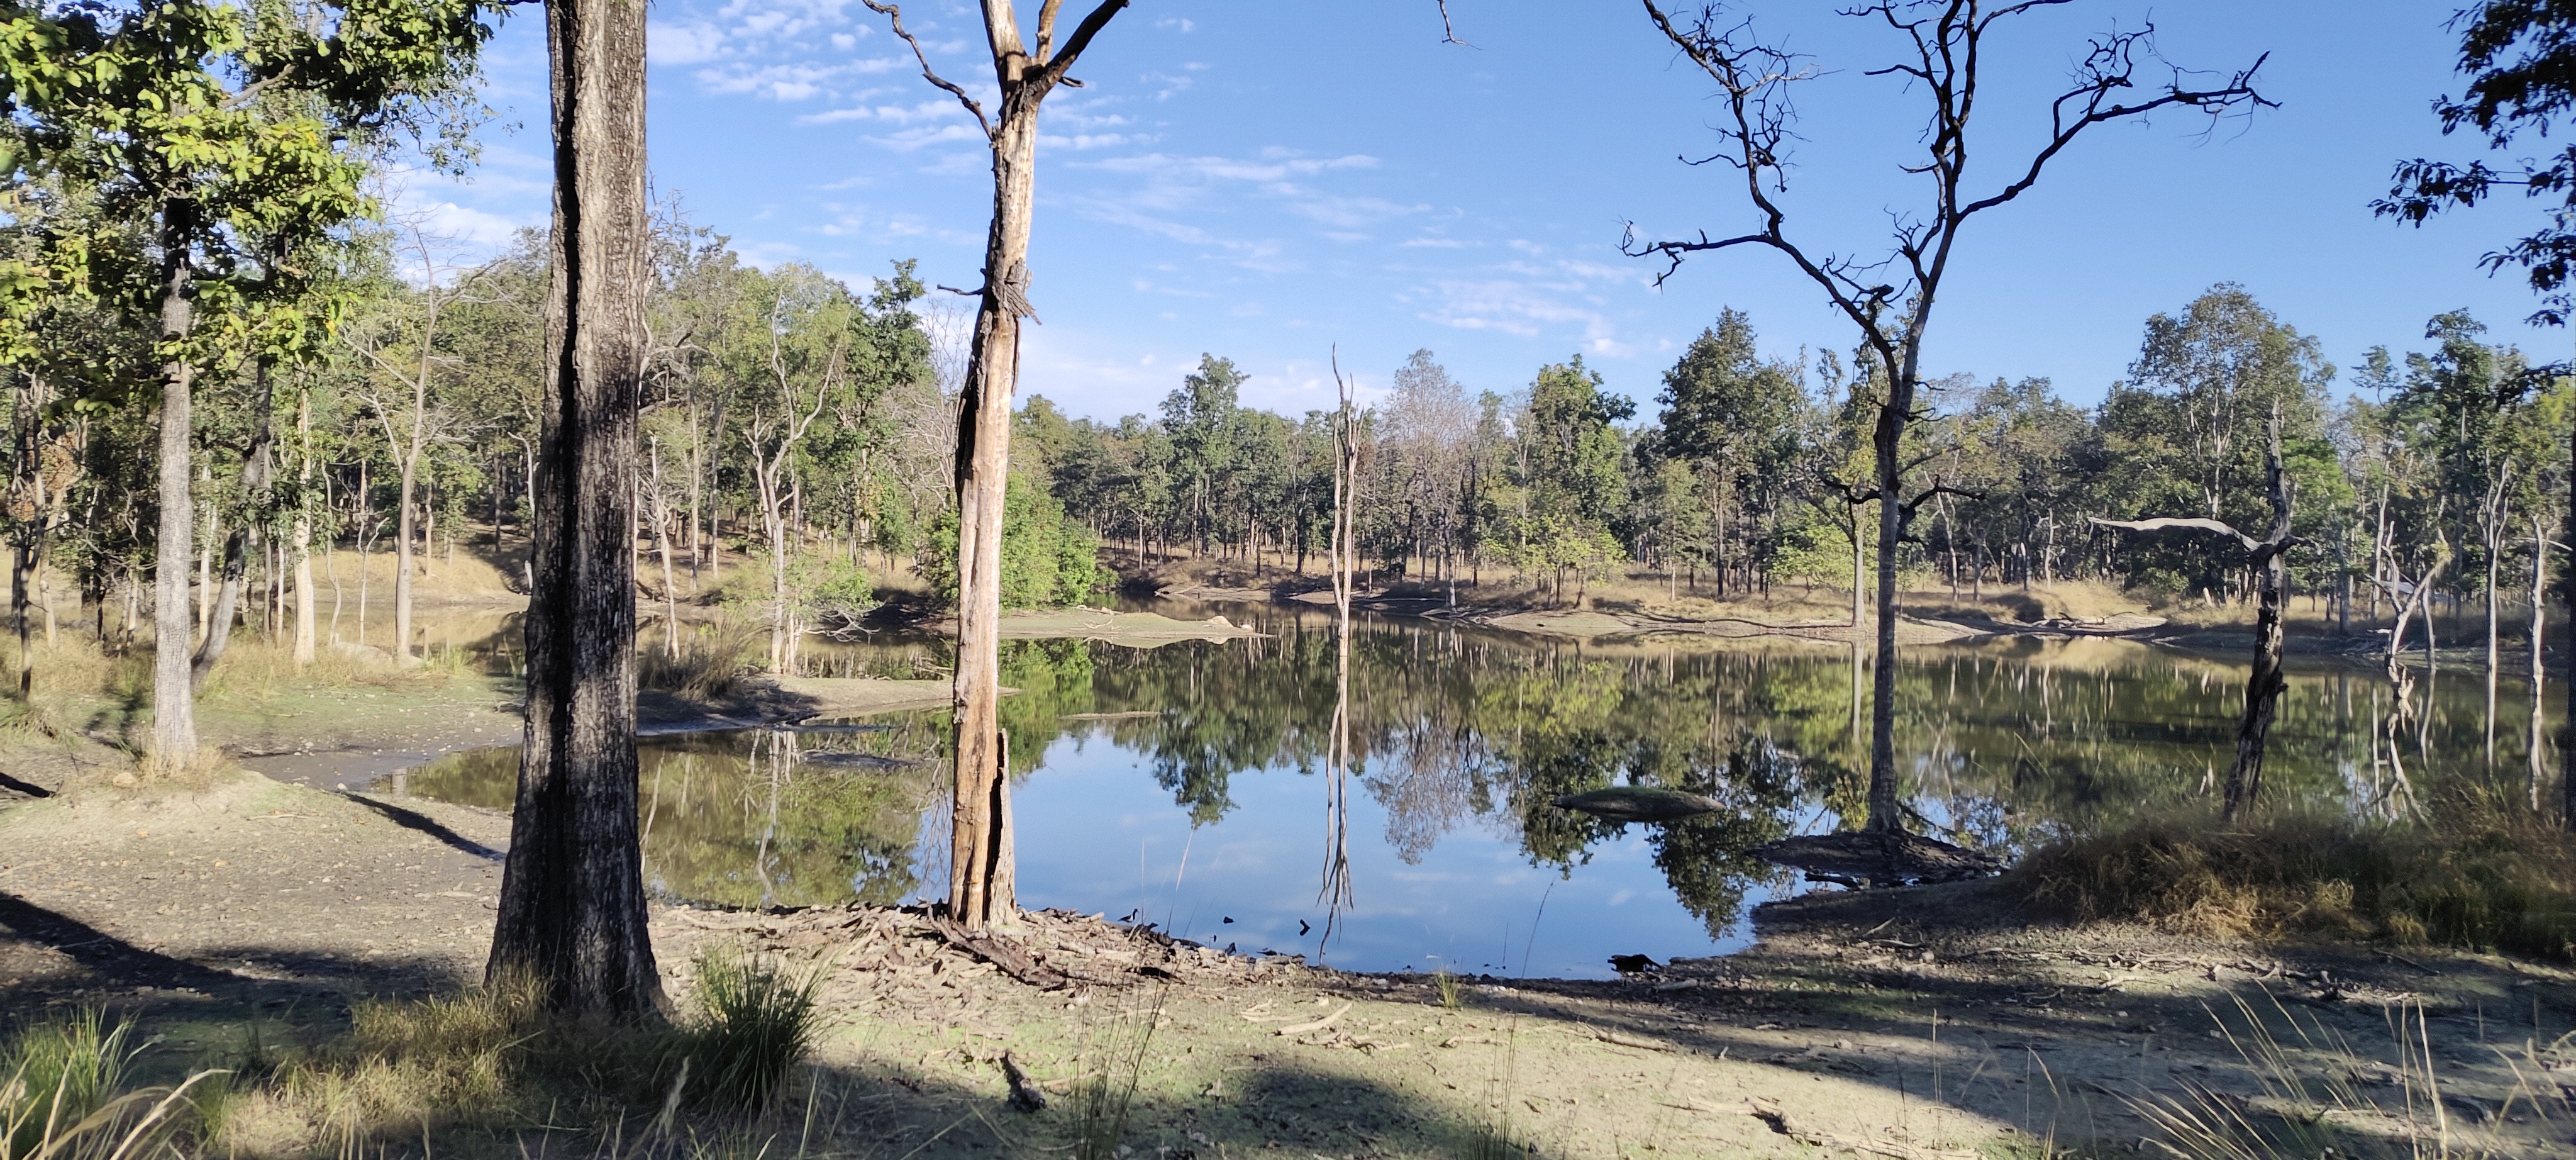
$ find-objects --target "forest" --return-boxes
[11,236,2567,684]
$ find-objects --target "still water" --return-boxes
[399,600,2558,978]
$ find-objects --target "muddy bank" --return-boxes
[6,771,2573,1158]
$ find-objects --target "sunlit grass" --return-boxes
[2012,793,2576,961]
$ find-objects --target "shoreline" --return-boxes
[4,771,2572,1157]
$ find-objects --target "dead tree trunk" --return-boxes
[2093,410,2304,820]
[867,0,1130,931]
[1630,1,2267,836]
[486,0,663,1020]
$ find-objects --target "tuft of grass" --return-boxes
[641,623,762,701]
[2,1010,223,1160]
[1433,968,1464,1010]
[2009,798,2576,961]
[1069,989,1162,1160]
[663,947,823,1113]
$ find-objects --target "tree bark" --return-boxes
[948,99,1035,932]
[148,201,199,773]
[487,0,663,1020]
[914,0,1129,931]
[1863,366,1913,834]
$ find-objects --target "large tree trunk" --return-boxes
[487,0,662,1020]
[194,365,273,692]
[148,203,199,774]
[948,100,1038,932]
[1863,374,1911,834]
[393,453,417,663]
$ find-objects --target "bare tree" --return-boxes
[2092,408,2304,820]
[1626,0,2269,842]
[486,0,663,1019]
[1321,351,1362,946]
[863,0,1131,930]
[346,220,490,665]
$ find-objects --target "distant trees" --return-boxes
[1650,310,1803,595]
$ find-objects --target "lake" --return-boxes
[396,598,2557,978]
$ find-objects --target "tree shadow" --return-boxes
[335,791,505,861]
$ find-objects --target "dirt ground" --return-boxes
[7,764,2576,1159]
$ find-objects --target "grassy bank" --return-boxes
[2011,795,2576,961]
[1,951,824,1160]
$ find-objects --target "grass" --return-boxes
[662,947,823,1112]
[2010,795,2576,961]
[1433,968,1464,1010]
[640,622,763,701]
[2,1012,225,1160]
[186,954,825,1156]
[1068,989,1162,1160]
[2122,990,2572,1159]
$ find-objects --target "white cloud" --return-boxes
[650,21,728,65]
[418,201,528,249]
[1039,133,1135,150]
[872,123,985,151]
[1401,237,1473,248]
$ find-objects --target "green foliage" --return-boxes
[921,472,1107,610]
[1,1010,136,1160]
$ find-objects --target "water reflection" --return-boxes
[396,600,2560,975]
[410,718,946,909]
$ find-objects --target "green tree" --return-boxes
[0,0,495,770]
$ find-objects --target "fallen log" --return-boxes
[1753,830,2000,888]
[929,917,1073,991]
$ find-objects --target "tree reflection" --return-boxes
[405,603,2562,935]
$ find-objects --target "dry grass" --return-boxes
[211,957,828,1156]
[2011,798,2576,961]
[2125,989,2574,1159]
[640,623,763,701]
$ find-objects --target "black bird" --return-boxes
[1118,908,1140,923]
[1223,916,1235,923]
[1298,919,1313,935]
[1608,954,1662,975]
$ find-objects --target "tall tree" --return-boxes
[0,0,496,772]
[2094,408,2305,820]
[1626,0,2268,841]
[864,0,1131,930]
[485,0,662,1017]
[2379,0,2576,828]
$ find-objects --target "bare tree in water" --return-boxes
[2093,407,2306,820]
[862,0,1132,930]
[1626,0,2269,843]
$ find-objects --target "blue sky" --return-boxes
[404,1,2572,422]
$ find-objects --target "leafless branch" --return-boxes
[1038,0,1131,88]
[1899,482,1981,520]
[2089,515,2264,555]
[861,1,993,138]
[1437,0,1472,46]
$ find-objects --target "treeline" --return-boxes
[1017,284,2573,641]
[3,211,1118,682]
